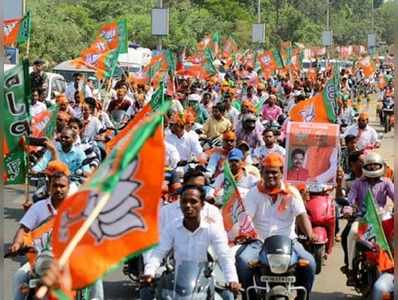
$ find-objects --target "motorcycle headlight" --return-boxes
[267,254,291,274]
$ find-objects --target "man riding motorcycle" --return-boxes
[141,185,241,300]
[236,153,316,300]
[10,172,70,300]
[342,152,394,286]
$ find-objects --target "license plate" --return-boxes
[260,275,296,283]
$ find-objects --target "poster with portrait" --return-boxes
[284,122,340,185]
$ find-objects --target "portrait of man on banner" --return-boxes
[284,122,340,185]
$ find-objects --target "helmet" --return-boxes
[362,152,384,178]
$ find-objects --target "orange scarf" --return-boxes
[257,180,292,213]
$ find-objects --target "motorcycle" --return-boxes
[142,253,227,300]
[336,198,394,297]
[243,236,309,300]
[301,184,336,274]
[381,97,394,133]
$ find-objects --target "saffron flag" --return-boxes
[98,19,128,54]
[3,18,21,46]
[2,60,30,184]
[258,50,277,79]
[358,190,393,272]
[52,103,169,291]
[223,36,238,58]
[358,56,375,78]
[3,11,31,46]
[222,161,257,243]
[95,49,119,80]
[31,105,58,139]
[73,38,110,69]
[289,81,337,123]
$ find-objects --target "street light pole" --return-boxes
[371,0,375,34]
[326,0,330,63]
[257,0,261,23]
[158,0,163,51]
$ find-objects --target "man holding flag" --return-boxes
[342,152,394,286]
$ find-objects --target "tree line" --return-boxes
[26,0,396,65]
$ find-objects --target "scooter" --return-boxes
[243,236,309,300]
[301,183,335,274]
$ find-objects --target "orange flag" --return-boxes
[358,56,375,78]
[258,51,277,79]
[52,116,165,290]
[289,90,336,123]
[3,18,21,45]
[72,38,109,68]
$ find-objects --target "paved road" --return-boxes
[3,97,393,299]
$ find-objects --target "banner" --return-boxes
[2,60,30,184]
[284,122,339,185]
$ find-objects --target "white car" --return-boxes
[5,64,66,103]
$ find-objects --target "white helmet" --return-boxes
[362,152,384,178]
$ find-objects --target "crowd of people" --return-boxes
[7,53,395,300]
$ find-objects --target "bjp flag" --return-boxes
[3,18,21,45]
[358,56,375,78]
[51,103,169,291]
[289,83,336,123]
[258,51,277,79]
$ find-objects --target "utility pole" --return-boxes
[257,0,261,23]
[371,0,375,34]
[158,0,163,51]
[326,0,330,63]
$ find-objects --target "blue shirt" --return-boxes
[32,142,87,174]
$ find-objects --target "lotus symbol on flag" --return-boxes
[59,161,146,244]
[6,159,21,181]
[85,161,145,243]
[261,55,271,65]
[101,29,116,43]
[300,104,315,122]
[4,22,17,36]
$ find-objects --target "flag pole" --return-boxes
[36,192,112,299]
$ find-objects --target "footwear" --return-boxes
[340,265,348,274]
[345,269,356,287]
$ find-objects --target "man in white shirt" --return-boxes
[142,185,241,300]
[237,153,316,300]
[9,173,69,300]
[253,128,286,164]
[65,72,93,103]
[165,141,180,169]
[344,112,380,151]
[30,89,47,117]
[165,113,203,161]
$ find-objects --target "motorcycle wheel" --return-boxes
[385,116,390,133]
[312,244,325,274]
